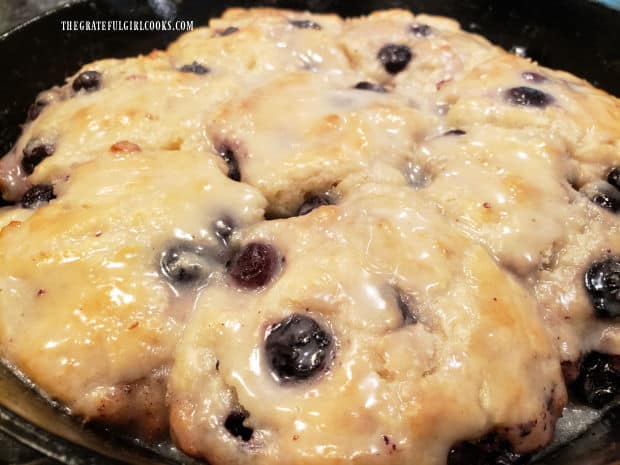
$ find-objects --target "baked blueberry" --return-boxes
[229,242,278,288]
[179,62,210,75]
[504,86,553,108]
[265,314,332,382]
[72,70,102,93]
[354,81,388,93]
[448,433,528,465]
[573,352,620,408]
[580,180,620,212]
[521,71,546,83]
[443,129,466,136]
[22,140,55,175]
[297,194,332,216]
[584,257,620,319]
[377,44,413,74]
[289,19,322,30]
[588,182,620,212]
[224,410,253,441]
[410,23,432,37]
[160,243,211,285]
[218,26,239,36]
[21,184,56,209]
[606,167,620,190]
[218,146,241,182]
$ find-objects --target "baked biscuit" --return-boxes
[0,150,266,436]
[169,185,565,465]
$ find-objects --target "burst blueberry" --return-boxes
[224,410,253,441]
[160,243,211,285]
[72,70,102,93]
[584,257,620,319]
[504,86,553,108]
[21,184,55,209]
[265,314,332,382]
[229,242,278,288]
[378,44,413,74]
[573,351,620,408]
[22,140,55,175]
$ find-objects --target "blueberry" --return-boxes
[179,61,210,75]
[265,314,332,382]
[72,70,102,93]
[218,146,241,182]
[289,19,322,30]
[218,26,239,36]
[378,44,413,74]
[443,129,466,136]
[224,410,253,441]
[297,194,332,216]
[21,184,55,209]
[588,182,620,212]
[353,81,388,93]
[579,179,620,213]
[396,289,417,325]
[214,217,234,245]
[448,433,528,465]
[606,167,620,190]
[521,71,546,83]
[410,23,432,37]
[229,242,278,288]
[504,86,553,108]
[22,140,55,175]
[160,243,211,285]
[573,352,620,408]
[584,257,620,319]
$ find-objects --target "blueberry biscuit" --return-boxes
[0,7,618,465]
[169,185,565,464]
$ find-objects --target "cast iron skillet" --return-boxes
[0,1,619,464]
